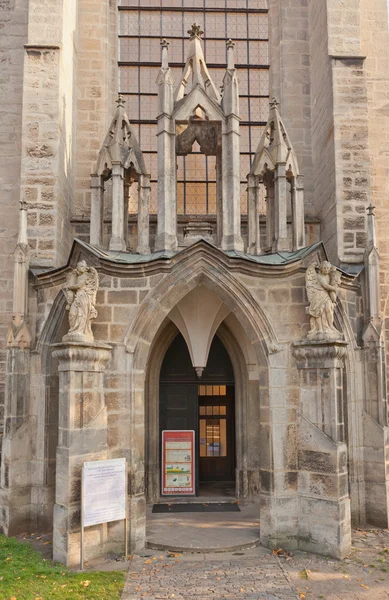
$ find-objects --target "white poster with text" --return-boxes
[82,458,126,527]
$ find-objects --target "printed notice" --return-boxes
[162,431,195,496]
[82,458,126,527]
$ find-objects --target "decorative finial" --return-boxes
[188,23,204,39]
[195,367,204,378]
[226,39,235,69]
[116,94,126,109]
[270,97,280,110]
[367,204,376,216]
[160,38,170,69]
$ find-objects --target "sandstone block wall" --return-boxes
[0,0,29,434]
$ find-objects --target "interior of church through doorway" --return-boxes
[159,333,236,498]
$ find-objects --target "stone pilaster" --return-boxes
[292,340,352,559]
[0,347,33,535]
[51,341,112,567]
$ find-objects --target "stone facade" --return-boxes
[0,0,389,568]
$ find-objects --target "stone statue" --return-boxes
[63,260,99,342]
[305,261,342,340]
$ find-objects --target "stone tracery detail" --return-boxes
[63,260,99,343]
[305,261,342,340]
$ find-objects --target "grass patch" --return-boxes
[0,535,126,600]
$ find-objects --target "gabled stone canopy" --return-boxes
[247,98,305,255]
[90,97,151,255]
[95,96,147,179]
[251,98,300,179]
[156,25,243,254]
[175,23,221,104]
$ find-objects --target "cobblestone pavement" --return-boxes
[121,547,299,600]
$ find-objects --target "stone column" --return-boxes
[109,163,126,251]
[292,340,351,558]
[137,174,151,255]
[291,175,305,251]
[51,341,112,567]
[90,174,104,248]
[274,163,288,251]
[265,180,274,250]
[247,174,260,255]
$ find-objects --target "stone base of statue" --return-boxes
[292,338,351,558]
[51,340,112,567]
[305,329,344,342]
[62,331,94,344]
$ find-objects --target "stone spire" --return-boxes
[363,204,381,336]
[175,23,220,103]
[248,98,305,253]
[7,201,32,348]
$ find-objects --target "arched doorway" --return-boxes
[159,332,236,496]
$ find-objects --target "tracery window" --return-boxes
[118,0,269,215]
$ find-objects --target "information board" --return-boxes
[162,430,195,495]
[82,458,126,527]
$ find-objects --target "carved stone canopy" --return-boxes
[176,119,219,156]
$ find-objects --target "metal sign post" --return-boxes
[80,458,127,570]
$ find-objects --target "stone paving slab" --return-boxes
[146,501,260,552]
[121,548,299,600]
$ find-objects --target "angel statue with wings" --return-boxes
[63,260,99,342]
[305,261,342,340]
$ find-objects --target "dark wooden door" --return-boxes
[198,386,235,482]
[159,384,198,433]
[159,333,236,492]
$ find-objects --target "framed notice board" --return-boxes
[161,430,195,496]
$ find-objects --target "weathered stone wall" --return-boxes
[0,0,29,434]
[268,0,314,214]
[359,0,389,394]
[308,0,371,263]
[25,245,367,557]
[20,0,76,267]
[73,0,117,218]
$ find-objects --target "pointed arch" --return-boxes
[124,254,277,374]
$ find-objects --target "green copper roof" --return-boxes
[77,238,324,265]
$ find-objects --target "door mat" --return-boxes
[152,503,240,513]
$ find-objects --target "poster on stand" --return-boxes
[162,430,195,495]
[82,458,126,527]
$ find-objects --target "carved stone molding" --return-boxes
[52,341,112,372]
[292,339,348,369]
